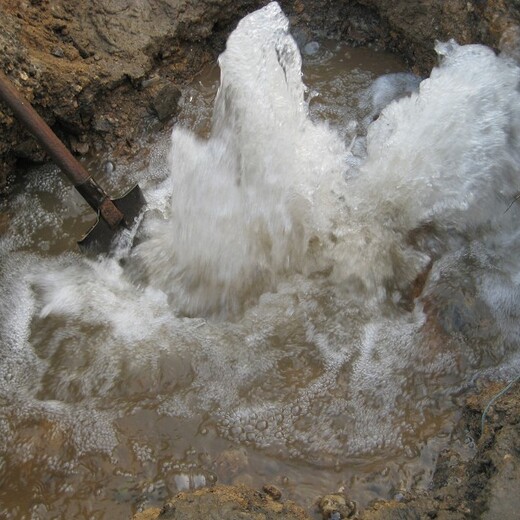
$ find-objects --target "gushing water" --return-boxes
[1,2,520,517]
[136,4,346,317]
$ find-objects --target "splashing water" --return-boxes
[1,2,520,516]
[136,3,346,317]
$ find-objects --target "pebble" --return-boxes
[263,484,282,500]
[51,47,64,58]
[151,83,181,122]
[94,118,112,133]
[140,75,160,89]
[318,494,356,519]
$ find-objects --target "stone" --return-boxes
[318,494,356,519]
[51,46,64,58]
[69,136,89,155]
[93,117,113,133]
[263,484,282,500]
[151,83,182,122]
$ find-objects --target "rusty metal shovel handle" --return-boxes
[0,70,124,229]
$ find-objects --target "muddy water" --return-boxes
[2,3,520,519]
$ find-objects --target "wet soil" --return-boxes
[1,1,520,518]
[359,380,520,519]
[133,484,310,520]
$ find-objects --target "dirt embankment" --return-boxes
[360,0,520,71]
[1,0,520,189]
[0,0,262,188]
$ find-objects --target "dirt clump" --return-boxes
[133,484,311,520]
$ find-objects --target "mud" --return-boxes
[359,380,520,519]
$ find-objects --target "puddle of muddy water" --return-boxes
[1,3,520,519]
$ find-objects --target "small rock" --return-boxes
[93,117,113,133]
[263,484,282,500]
[318,494,356,519]
[51,47,64,58]
[151,83,181,122]
[70,136,89,155]
[140,75,160,90]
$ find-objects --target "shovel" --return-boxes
[0,70,146,253]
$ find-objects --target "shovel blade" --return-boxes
[78,185,146,254]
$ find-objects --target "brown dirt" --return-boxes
[0,0,262,188]
[133,484,311,520]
